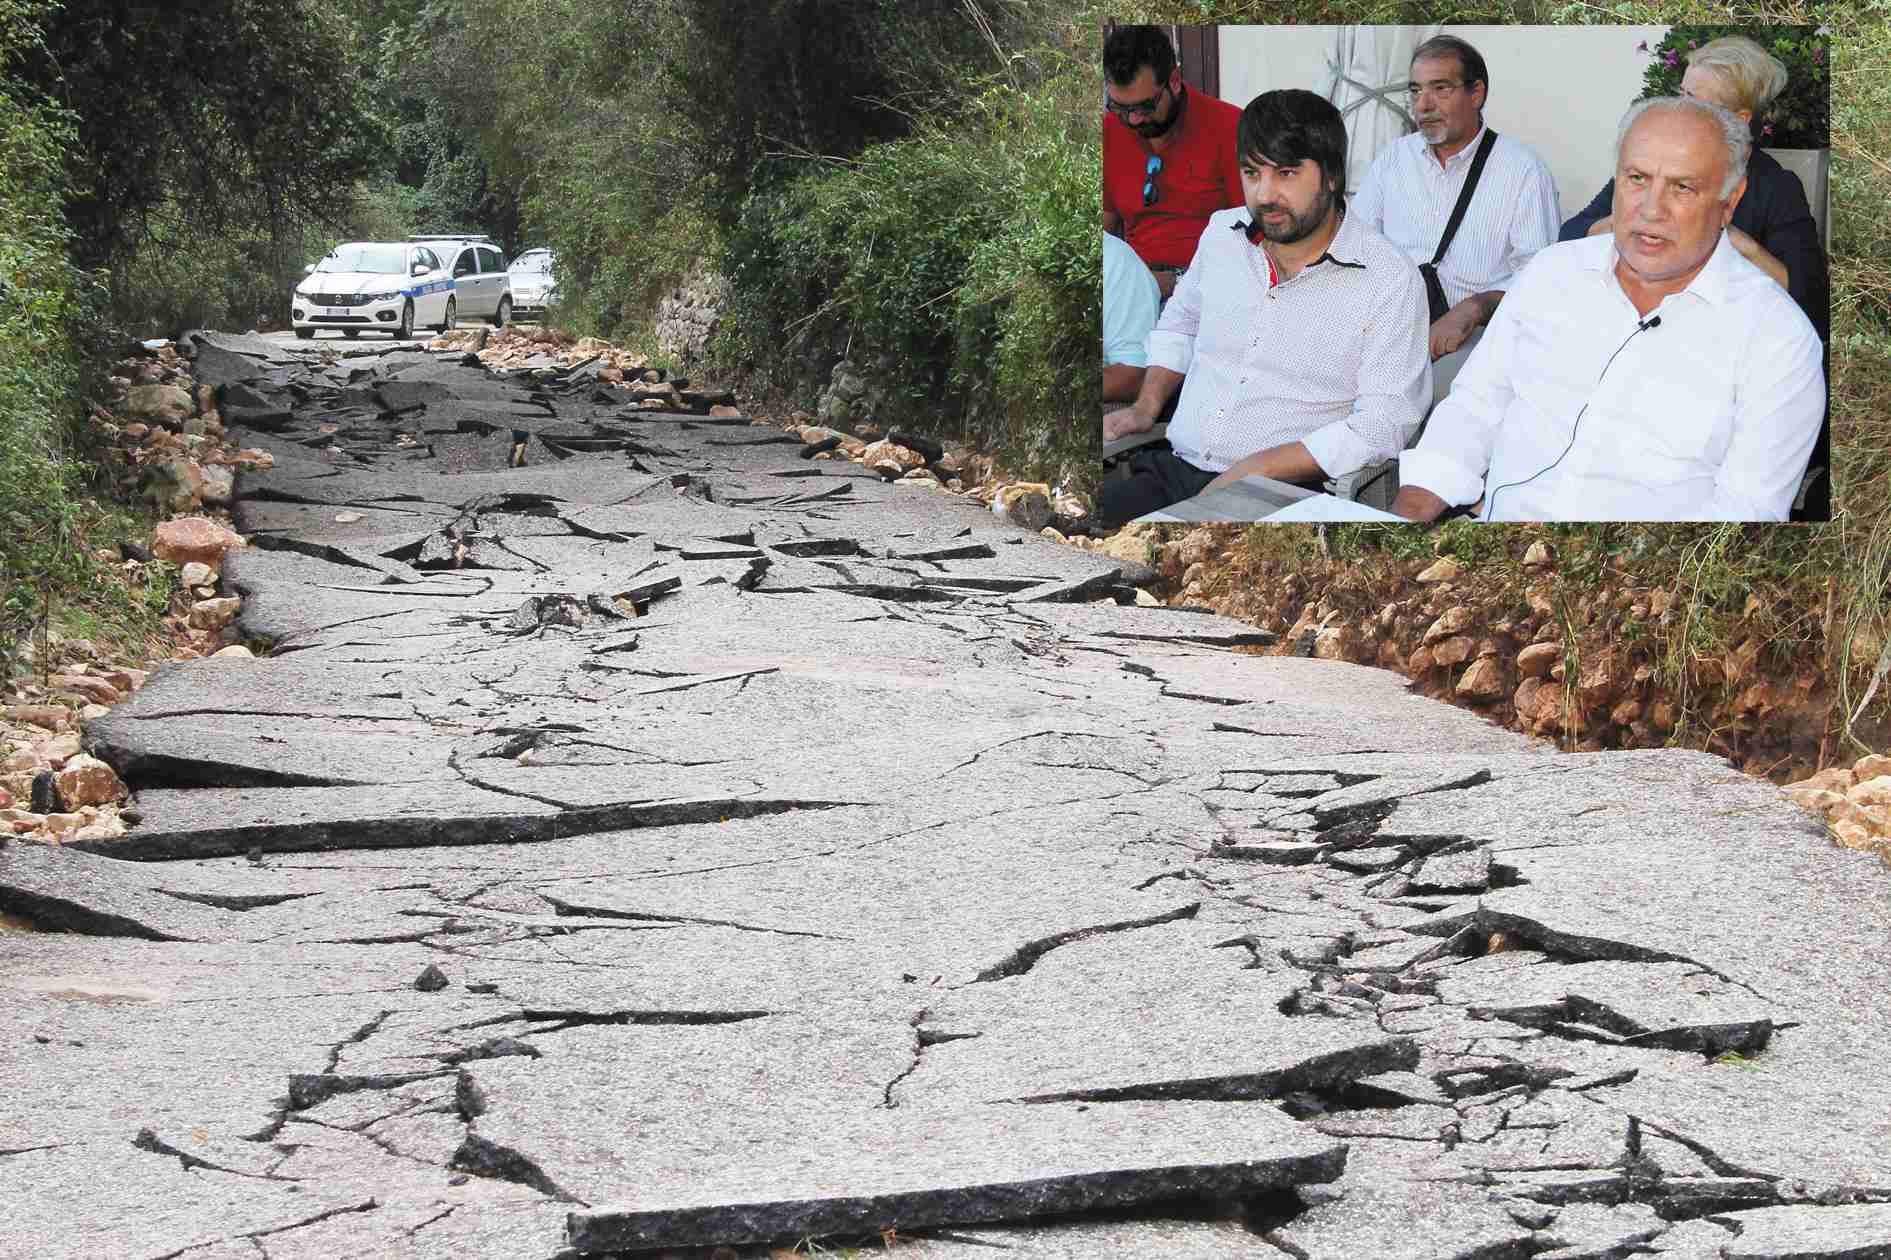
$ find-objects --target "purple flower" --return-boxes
[1813,47,1825,64]
[1688,39,1698,48]
[1637,40,1648,53]
[1664,50,1679,67]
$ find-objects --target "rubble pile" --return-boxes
[427,326,648,378]
[92,341,278,519]
[0,639,141,841]
[1785,752,1891,864]
[1,341,269,846]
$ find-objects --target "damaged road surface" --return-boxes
[4,332,1889,1259]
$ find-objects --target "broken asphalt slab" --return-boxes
[560,1100,1346,1252]
[4,337,1888,1258]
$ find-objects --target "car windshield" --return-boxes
[316,244,408,274]
[510,254,553,275]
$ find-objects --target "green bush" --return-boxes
[1639,26,1829,148]
[0,1,99,672]
[713,68,1102,490]
[714,138,1009,403]
[955,80,1102,487]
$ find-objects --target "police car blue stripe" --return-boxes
[399,278,456,299]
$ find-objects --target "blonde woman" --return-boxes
[1559,34,1827,339]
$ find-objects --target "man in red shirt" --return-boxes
[1103,25,1244,300]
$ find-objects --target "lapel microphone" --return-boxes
[1482,312,1666,521]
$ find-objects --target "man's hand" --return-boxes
[1390,485,1450,522]
[1153,269,1177,300]
[1104,407,1153,443]
[1726,225,1789,291]
[1428,300,1482,361]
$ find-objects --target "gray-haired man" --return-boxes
[1392,96,1824,522]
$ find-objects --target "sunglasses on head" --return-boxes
[1143,155,1163,207]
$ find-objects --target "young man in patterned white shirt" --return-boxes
[1100,90,1430,526]
[1350,35,1560,364]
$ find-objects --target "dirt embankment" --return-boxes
[1079,522,1880,789]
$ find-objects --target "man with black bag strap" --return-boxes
[1352,35,1559,364]
[1419,128,1497,322]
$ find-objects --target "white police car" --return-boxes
[408,236,514,328]
[292,241,455,340]
[508,248,557,320]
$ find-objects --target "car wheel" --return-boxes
[492,297,511,329]
[293,327,315,340]
[343,328,360,339]
[440,297,456,332]
[397,299,414,340]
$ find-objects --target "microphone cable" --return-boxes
[1482,314,1662,522]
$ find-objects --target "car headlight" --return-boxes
[366,291,401,302]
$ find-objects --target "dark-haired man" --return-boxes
[1100,90,1430,526]
[1102,24,1244,300]
[1351,34,1558,362]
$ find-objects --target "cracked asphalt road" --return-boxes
[3,332,1890,1259]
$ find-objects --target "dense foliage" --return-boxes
[1639,25,1829,148]
[705,19,1100,485]
[5,0,384,269]
[0,0,100,670]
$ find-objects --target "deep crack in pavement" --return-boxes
[3,331,1888,1258]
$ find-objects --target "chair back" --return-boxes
[1764,148,1830,252]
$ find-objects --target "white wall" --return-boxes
[1220,25,1337,114]
[1216,25,1669,223]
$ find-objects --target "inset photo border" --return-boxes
[1101,23,1831,525]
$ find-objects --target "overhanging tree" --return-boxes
[7,0,385,268]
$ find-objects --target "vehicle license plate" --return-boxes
[323,307,352,317]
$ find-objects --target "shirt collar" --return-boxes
[1592,228,1738,308]
[1315,203,1370,269]
[1229,204,1368,272]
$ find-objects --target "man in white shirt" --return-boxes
[1100,89,1430,526]
[1350,35,1559,362]
[1391,97,1825,523]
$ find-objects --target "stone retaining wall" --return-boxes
[653,265,729,365]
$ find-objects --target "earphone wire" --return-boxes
[1481,314,1661,522]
